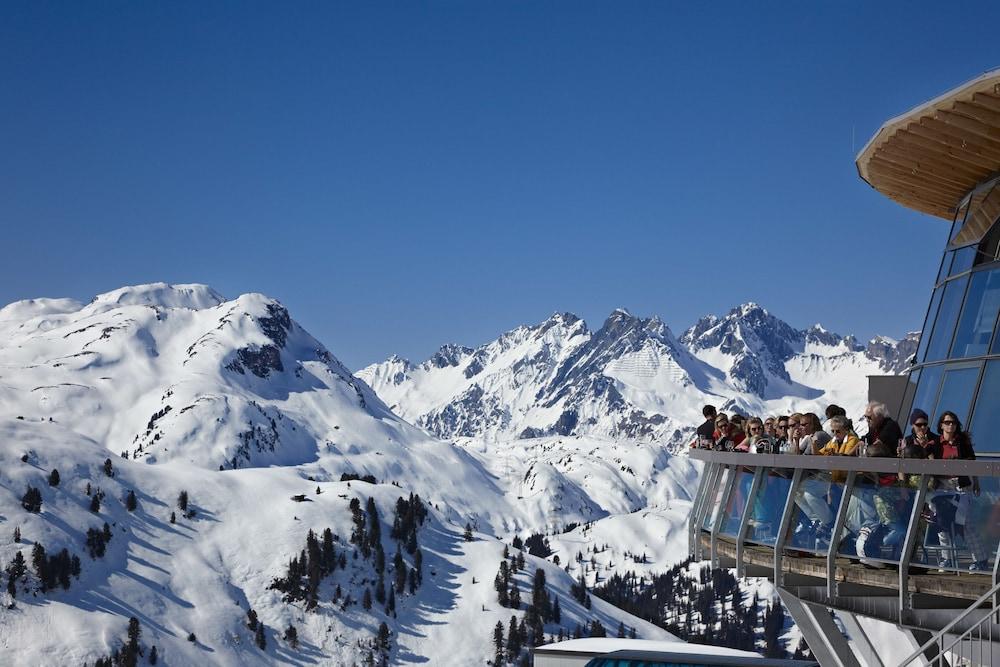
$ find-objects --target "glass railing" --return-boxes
[720,468,754,537]
[911,475,1000,572]
[745,468,794,546]
[836,474,920,566]
[784,470,845,553]
[701,465,732,530]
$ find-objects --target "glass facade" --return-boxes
[903,174,1000,453]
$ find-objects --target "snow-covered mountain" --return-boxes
[359,303,918,443]
[0,284,687,665]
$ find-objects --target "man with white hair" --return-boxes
[862,401,903,457]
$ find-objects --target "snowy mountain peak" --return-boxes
[88,282,226,311]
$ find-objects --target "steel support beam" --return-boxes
[736,467,765,578]
[827,471,857,599]
[711,465,738,568]
[774,468,803,588]
[834,610,885,667]
[778,588,863,667]
[900,474,930,615]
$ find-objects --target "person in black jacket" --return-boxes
[695,405,717,449]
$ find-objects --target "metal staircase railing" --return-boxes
[897,580,1000,666]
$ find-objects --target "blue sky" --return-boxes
[2,2,997,368]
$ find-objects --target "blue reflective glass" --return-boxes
[925,276,969,362]
[745,469,793,546]
[911,478,1000,572]
[970,360,1000,455]
[949,246,976,276]
[720,470,754,537]
[910,365,943,423]
[786,472,845,552]
[916,287,943,364]
[937,251,954,284]
[950,268,1000,358]
[934,364,981,425]
[837,477,919,565]
[899,370,920,425]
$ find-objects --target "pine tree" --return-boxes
[506,615,521,662]
[89,492,101,513]
[247,608,259,631]
[169,511,176,524]
[552,596,561,624]
[48,469,60,487]
[363,587,373,610]
[509,581,521,610]
[177,490,189,512]
[126,490,138,512]
[463,523,473,541]
[149,645,158,664]
[493,621,505,665]
[255,623,267,650]
[283,624,298,648]
[387,586,396,616]
[13,526,20,543]
[21,486,42,513]
[376,622,390,653]
[617,621,626,638]
[103,458,114,477]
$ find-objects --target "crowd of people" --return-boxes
[692,401,989,572]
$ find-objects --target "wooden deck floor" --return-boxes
[701,534,992,602]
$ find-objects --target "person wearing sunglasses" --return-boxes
[903,408,939,455]
[744,417,776,453]
[713,414,744,451]
[926,411,985,571]
[773,416,790,451]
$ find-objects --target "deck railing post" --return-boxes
[711,465,739,569]
[773,467,803,589]
[899,474,929,618]
[690,462,718,560]
[736,466,765,578]
[827,470,857,600]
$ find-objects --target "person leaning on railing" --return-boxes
[744,417,777,453]
[817,415,859,483]
[904,408,939,456]
[926,410,987,571]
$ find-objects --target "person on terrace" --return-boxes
[801,412,832,454]
[818,416,859,456]
[695,404,717,449]
[927,411,986,571]
[904,408,939,455]
[773,416,790,451]
[763,416,777,439]
[744,417,775,453]
[785,413,805,454]
[861,401,903,456]
[713,413,743,451]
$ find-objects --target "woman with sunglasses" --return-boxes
[744,417,776,453]
[903,409,939,454]
[926,411,986,571]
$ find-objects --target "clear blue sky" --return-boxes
[2,2,997,368]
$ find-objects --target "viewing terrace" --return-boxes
[688,449,1000,666]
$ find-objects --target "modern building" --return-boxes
[686,69,1000,667]
[856,68,1000,454]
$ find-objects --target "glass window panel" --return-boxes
[911,478,1000,572]
[937,251,954,284]
[898,369,920,426]
[950,268,1000,358]
[744,469,793,546]
[950,201,968,244]
[910,365,943,423]
[786,471,845,552]
[924,276,968,362]
[978,219,1000,266]
[949,246,976,276]
[720,469,754,537]
[970,360,1000,455]
[837,477,918,565]
[934,364,981,426]
[915,287,943,364]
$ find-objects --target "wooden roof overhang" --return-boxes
[856,68,1000,221]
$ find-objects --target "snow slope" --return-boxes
[0,284,681,665]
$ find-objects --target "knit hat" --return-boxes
[909,408,929,425]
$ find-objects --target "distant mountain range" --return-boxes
[358,303,918,443]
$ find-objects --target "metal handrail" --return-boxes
[688,448,1000,476]
[897,579,1000,666]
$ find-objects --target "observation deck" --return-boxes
[688,449,1000,666]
